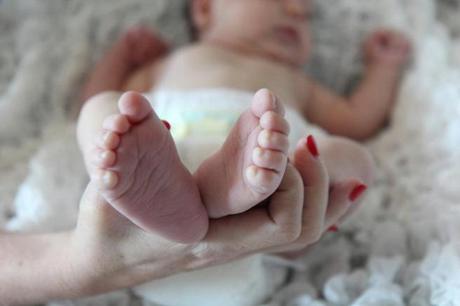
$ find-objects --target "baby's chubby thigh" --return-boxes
[316,135,375,186]
[283,106,374,186]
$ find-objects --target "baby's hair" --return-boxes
[184,0,198,41]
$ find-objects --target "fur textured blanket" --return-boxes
[1,0,460,305]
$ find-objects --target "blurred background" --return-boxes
[1,1,460,306]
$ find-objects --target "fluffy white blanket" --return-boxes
[1,0,460,305]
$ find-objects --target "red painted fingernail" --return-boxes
[162,120,171,130]
[328,225,339,232]
[349,184,368,202]
[306,135,319,158]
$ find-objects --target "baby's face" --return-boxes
[193,0,312,66]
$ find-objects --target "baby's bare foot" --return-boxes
[90,92,208,243]
[196,89,290,218]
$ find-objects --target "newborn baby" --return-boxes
[79,0,409,244]
[77,0,411,305]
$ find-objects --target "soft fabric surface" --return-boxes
[1,0,460,305]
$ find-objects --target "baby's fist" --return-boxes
[364,29,412,67]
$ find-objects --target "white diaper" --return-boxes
[135,88,325,306]
[146,88,324,171]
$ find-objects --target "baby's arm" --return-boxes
[80,27,169,105]
[303,30,411,140]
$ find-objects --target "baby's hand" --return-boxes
[364,29,412,68]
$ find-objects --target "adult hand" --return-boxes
[1,136,368,305]
[270,136,370,256]
[68,153,331,298]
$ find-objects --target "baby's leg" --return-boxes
[79,92,208,243]
[195,89,290,218]
[314,135,374,227]
[317,135,374,186]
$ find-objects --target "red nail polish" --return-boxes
[306,135,319,158]
[349,184,368,202]
[162,120,171,130]
[328,225,339,232]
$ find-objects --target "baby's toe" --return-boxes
[118,92,153,124]
[92,148,117,169]
[252,147,287,173]
[86,147,117,169]
[252,89,286,117]
[102,114,130,134]
[245,166,281,194]
[95,169,119,190]
[258,130,289,153]
[96,130,121,150]
[260,111,290,135]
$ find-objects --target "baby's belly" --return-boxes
[145,89,324,172]
[155,46,306,110]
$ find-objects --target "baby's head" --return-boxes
[187,0,312,66]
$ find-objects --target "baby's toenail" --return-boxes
[103,132,112,143]
[263,131,272,142]
[254,147,264,158]
[267,91,285,115]
[245,166,258,180]
[102,171,118,189]
[259,131,282,150]
[100,151,115,165]
[103,132,120,149]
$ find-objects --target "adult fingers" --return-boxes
[317,136,372,229]
[195,163,304,267]
[323,179,365,232]
[273,178,367,257]
[269,136,330,254]
[294,136,329,243]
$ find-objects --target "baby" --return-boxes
[78,0,410,243]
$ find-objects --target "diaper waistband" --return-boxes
[146,89,255,141]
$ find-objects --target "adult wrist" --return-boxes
[69,228,197,296]
[47,231,94,300]
[0,231,85,305]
